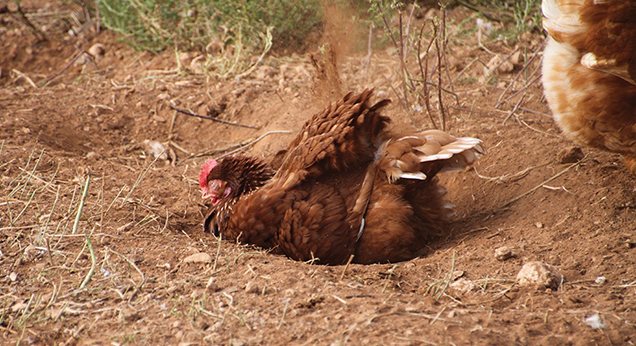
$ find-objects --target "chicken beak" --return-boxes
[201,189,212,201]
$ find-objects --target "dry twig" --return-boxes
[170,105,259,129]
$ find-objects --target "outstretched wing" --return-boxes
[378,129,485,183]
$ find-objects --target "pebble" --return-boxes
[143,140,169,161]
[88,44,106,59]
[121,308,142,321]
[178,52,197,67]
[245,281,259,294]
[206,277,219,292]
[494,246,515,261]
[190,289,205,299]
[183,252,212,263]
[516,262,563,290]
[450,278,475,293]
[557,146,584,164]
[594,276,606,285]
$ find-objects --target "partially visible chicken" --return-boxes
[200,89,484,264]
[542,0,636,174]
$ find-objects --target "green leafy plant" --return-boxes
[457,0,542,43]
[96,0,323,78]
[98,0,323,52]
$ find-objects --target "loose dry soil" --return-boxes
[1,2,635,345]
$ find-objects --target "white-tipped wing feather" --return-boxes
[417,137,484,163]
[379,130,484,183]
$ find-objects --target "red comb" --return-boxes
[199,159,218,188]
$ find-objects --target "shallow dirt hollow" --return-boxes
[1,2,635,346]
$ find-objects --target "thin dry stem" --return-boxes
[496,38,546,107]
[120,151,163,207]
[72,174,90,234]
[339,254,355,281]
[170,105,259,129]
[277,299,289,330]
[79,227,97,289]
[488,157,589,215]
[435,251,455,300]
[108,248,147,289]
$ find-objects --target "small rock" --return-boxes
[494,246,515,261]
[557,146,584,164]
[245,281,259,294]
[143,140,169,161]
[122,307,142,321]
[484,55,514,77]
[497,60,514,74]
[183,252,212,264]
[9,272,17,282]
[535,222,544,228]
[152,115,166,123]
[206,277,219,292]
[12,301,28,312]
[190,289,205,299]
[594,276,606,285]
[452,270,465,281]
[157,93,170,100]
[172,320,181,329]
[510,50,523,65]
[516,262,563,290]
[585,313,604,329]
[178,52,198,67]
[88,44,106,61]
[450,278,475,293]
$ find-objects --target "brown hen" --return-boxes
[542,0,636,174]
[200,89,484,264]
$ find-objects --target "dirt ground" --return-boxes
[2,2,636,345]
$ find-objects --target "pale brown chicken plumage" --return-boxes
[542,0,636,174]
[201,89,484,264]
